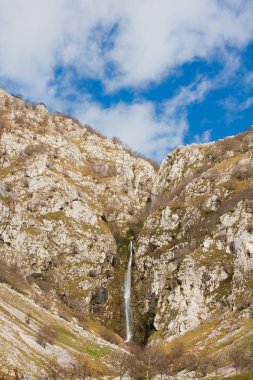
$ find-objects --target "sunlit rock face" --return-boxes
[0,89,155,315]
[1,88,253,342]
[134,129,253,341]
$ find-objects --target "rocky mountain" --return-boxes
[0,88,252,378]
[134,133,253,342]
[0,282,126,378]
[0,88,154,318]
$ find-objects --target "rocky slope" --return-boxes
[0,88,155,320]
[0,88,253,377]
[134,131,253,342]
[0,281,127,379]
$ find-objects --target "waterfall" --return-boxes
[124,239,133,342]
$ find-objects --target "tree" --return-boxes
[36,325,57,348]
[170,341,185,361]
[25,313,31,325]
[71,356,92,380]
[45,358,66,380]
[150,349,170,380]
[168,341,186,373]
[197,356,209,378]
[228,346,246,375]
[117,353,131,380]
[210,355,223,379]
[123,346,144,380]
[127,345,170,380]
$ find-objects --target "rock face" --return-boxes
[0,88,253,344]
[134,133,253,341]
[0,89,155,316]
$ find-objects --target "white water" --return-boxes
[124,240,133,342]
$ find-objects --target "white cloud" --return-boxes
[194,130,212,144]
[244,70,253,87]
[73,77,214,161]
[0,0,253,158]
[0,0,253,95]
[75,100,186,161]
[222,95,253,123]
[105,0,253,90]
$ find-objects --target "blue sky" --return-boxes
[0,0,253,161]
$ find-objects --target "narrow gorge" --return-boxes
[0,88,253,378]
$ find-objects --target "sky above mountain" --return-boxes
[0,0,253,160]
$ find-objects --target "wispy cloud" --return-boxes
[222,95,253,123]
[243,70,253,87]
[225,97,253,112]
[73,97,183,161]
[194,130,212,144]
[0,1,253,159]
[73,76,217,161]
[0,0,253,96]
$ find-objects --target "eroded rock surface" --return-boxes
[0,89,155,315]
[134,132,253,341]
[1,88,253,344]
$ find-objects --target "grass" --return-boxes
[84,342,110,359]
[20,225,40,236]
[157,313,253,360]
[0,159,24,178]
[191,247,233,269]
[0,283,123,378]
[213,154,245,172]
[41,211,69,221]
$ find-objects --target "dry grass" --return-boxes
[36,325,57,348]
[0,283,121,378]
[0,260,31,295]
[98,325,123,346]
[157,313,253,363]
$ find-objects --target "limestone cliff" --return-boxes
[0,89,155,319]
[134,132,253,342]
[0,88,252,358]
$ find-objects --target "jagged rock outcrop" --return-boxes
[134,131,253,341]
[0,89,155,315]
[0,88,252,348]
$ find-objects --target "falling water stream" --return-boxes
[124,239,133,342]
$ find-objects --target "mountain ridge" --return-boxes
[0,88,253,378]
